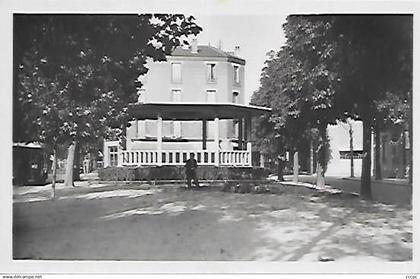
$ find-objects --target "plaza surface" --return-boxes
[13,181,412,261]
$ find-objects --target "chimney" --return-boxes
[218,40,223,50]
[234,45,240,57]
[191,38,198,54]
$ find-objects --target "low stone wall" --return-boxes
[98,166,270,181]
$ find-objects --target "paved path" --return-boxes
[13,181,412,262]
[293,175,412,207]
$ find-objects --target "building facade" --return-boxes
[126,40,245,152]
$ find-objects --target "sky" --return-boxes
[194,14,288,103]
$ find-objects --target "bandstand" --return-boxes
[103,102,271,168]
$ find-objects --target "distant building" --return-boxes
[326,120,365,177]
[322,120,410,179]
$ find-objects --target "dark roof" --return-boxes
[170,45,245,65]
[128,102,271,120]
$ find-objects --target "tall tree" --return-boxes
[253,15,411,197]
[331,15,412,198]
[14,14,202,188]
[282,16,340,187]
[251,48,311,182]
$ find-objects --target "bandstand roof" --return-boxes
[128,102,271,121]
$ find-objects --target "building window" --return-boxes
[232,91,239,103]
[171,63,182,83]
[109,146,118,167]
[233,65,240,84]
[206,90,216,103]
[137,88,146,103]
[206,63,216,83]
[171,89,182,102]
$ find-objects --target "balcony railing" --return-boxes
[120,149,252,167]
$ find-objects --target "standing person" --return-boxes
[184,153,200,188]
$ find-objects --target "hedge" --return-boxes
[98,166,270,181]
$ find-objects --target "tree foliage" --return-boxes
[252,15,412,195]
[14,14,202,187]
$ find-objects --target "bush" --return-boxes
[98,166,271,181]
[98,167,137,181]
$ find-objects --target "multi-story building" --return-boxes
[103,39,270,168]
[128,39,245,150]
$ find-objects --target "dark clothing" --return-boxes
[185,158,199,187]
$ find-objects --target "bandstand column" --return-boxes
[202,120,207,150]
[157,115,163,166]
[244,116,252,149]
[214,117,220,166]
[238,118,244,150]
[245,116,252,166]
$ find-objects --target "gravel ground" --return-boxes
[13,181,412,261]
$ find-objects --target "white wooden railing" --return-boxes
[120,149,252,167]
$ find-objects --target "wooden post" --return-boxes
[214,117,220,166]
[202,120,207,150]
[260,153,265,168]
[238,118,243,150]
[117,145,123,167]
[103,140,109,168]
[157,115,163,166]
[247,142,252,166]
[245,116,252,166]
[51,148,57,199]
[244,116,251,144]
[309,141,314,174]
[293,151,299,183]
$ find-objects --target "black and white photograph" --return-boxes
[1,0,419,276]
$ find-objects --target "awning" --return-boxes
[128,102,271,120]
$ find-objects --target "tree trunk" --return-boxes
[374,122,382,180]
[309,141,314,174]
[349,123,355,178]
[64,142,76,187]
[361,116,373,200]
[277,157,285,181]
[316,162,325,189]
[293,151,299,183]
[51,148,57,199]
[316,125,328,189]
[73,143,81,181]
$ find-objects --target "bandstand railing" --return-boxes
[120,149,252,167]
